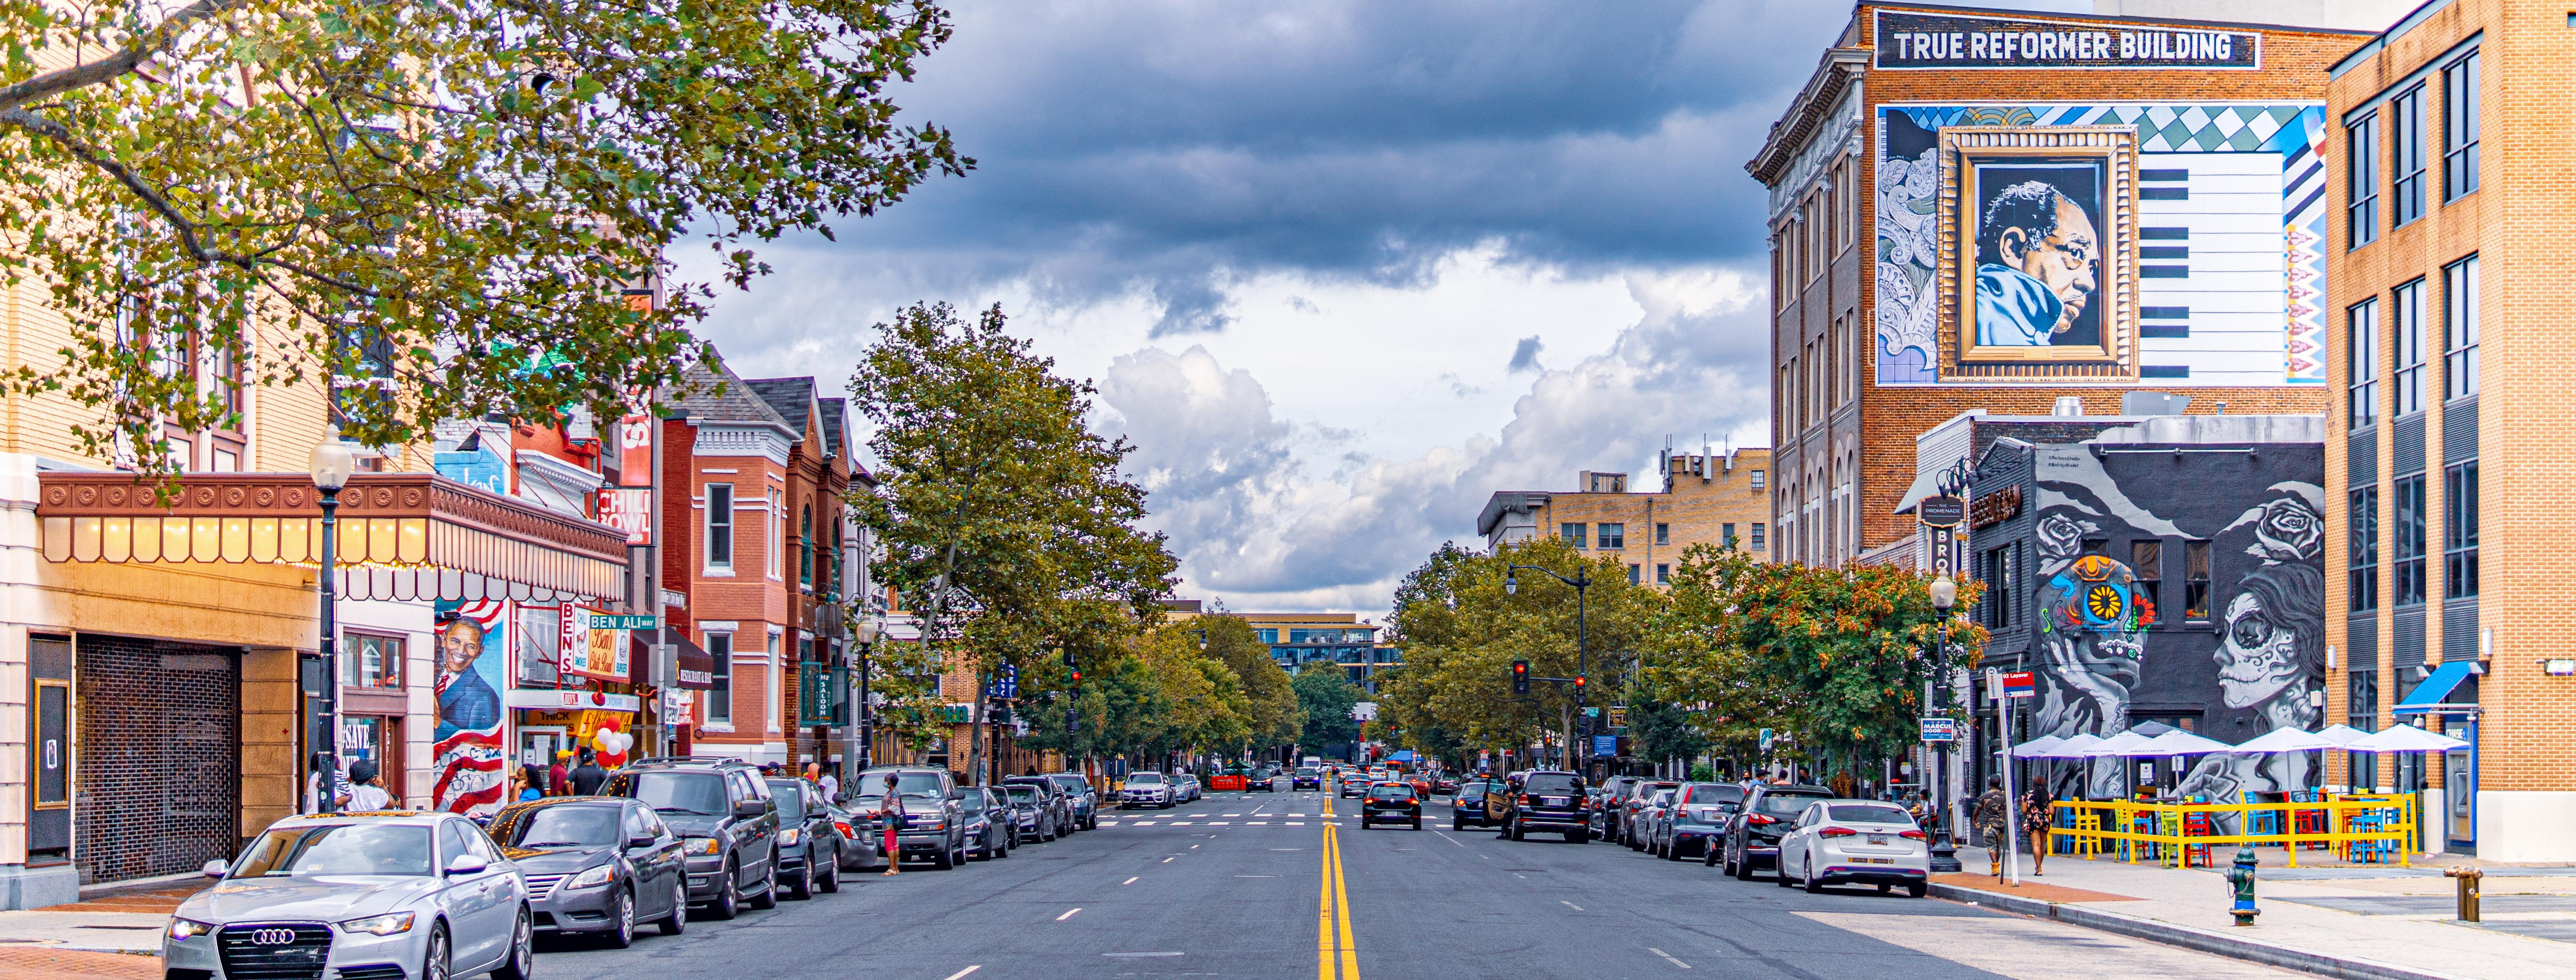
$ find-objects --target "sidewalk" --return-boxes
[1935,845,2576,980]
[0,876,209,956]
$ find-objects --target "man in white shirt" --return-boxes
[346,760,392,811]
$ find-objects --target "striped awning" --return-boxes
[38,471,627,602]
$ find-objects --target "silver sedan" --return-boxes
[164,811,534,980]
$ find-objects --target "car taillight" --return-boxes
[1746,814,1778,825]
[1899,829,1928,840]
[1519,795,1532,805]
[1818,827,1857,838]
[834,821,856,838]
[1404,799,1417,805]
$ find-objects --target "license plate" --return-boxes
[1543,797,1566,806]
[1867,835,1888,846]
[1854,856,1892,865]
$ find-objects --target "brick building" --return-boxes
[1475,446,1774,583]
[1747,3,2362,570]
[2323,0,2562,860]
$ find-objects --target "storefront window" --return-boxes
[340,633,404,689]
[516,605,561,686]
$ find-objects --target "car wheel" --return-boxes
[1412,818,1423,831]
[1665,837,1684,861]
[604,886,635,948]
[423,923,452,980]
[1704,842,1722,868]
[787,854,814,900]
[1907,881,1928,898]
[1877,883,1892,894]
[1451,816,1463,831]
[933,840,956,870]
[1563,829,1583,843]
[1734,847,1754,881]
[1777,858,1795,888]
[491,907,534,980]
[707,859,741,920]
[659,878,687,935]
[818,851,841,893]
[1804,858,1824,894]
[995,834,1010,859]
[747,857,779,910]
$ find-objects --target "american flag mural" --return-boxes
[432,598,510,814]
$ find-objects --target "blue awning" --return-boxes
[1388,750,1419,762]
[2393,660,2482,715]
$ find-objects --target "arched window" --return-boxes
[799,505,813,588]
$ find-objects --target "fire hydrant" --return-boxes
[2226,844,2261,926]
[2444,867,2483,922]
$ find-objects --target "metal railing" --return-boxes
[2047,795,2417,869]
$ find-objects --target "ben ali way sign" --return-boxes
[1874,10,2260,71]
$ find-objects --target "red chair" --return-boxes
[2181,811,2214,868]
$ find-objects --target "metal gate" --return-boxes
[74,637,241,885]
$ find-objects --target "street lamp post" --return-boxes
[1504,564,1589,773]
[854,615,880,776]
[308,437,354,810]
[1926,573,1962,873]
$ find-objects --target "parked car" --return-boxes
[1717,783,1837,880]
[486,796,688,948]
[1630,788,1678,852]
[603,757,780,919]
[959,787,1012,860]
[854,766,968,869]
[1651,783,1746,861]
[1000,783,1062,841]
[1002,776,1075,838]
[1176,773,1204,802]
[1043,772,1101,830]
[1617,780,1681,848]
[762,776,844,899]
[1292,767,1322,791]
[822,797,886,874]
[165,811,536,980]
[1359,782,1422,830]
[1776,799,1930,897]
[1120,771,1175,809]
[1449,780,1495,830]
[1487,770,1589,842]
[1592,776,1640,840]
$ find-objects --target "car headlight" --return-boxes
[780,827,802,846]
[168,918,214,942]
[339,912,415,936]
[915,819,945,830]
[564,865,616,891]
[684,836,721,855]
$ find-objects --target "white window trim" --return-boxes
[704,484,737,576]
[702,630,736,728]
[765,628,784,734]
[767,489,785,581]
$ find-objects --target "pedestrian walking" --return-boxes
[1973,776,2009,877]
[880,772,903,877]
[346,760,392,811]
[569,748,608,795]
[2021,780,2053,877]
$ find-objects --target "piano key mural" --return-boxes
[1876,102,2329,387]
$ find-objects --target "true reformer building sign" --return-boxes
[1875,10,2260,70]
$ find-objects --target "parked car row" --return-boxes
[165,758,1111,980]
[1450,774,1932,897]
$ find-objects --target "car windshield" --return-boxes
[629,772,729,815]
[1522,774,1582,795]
[1127,773,1164,786]
[766,782,806,820]
[1005,786,1038,803]
[1828,804,1917,826]
[1756,792,1831,815]
[1681,784,1744,805]
[232,823,434,878]
[959,793,986,815]
[1367,786,1412,800]
[1048,776,1089,792]
[868,771,949,797]
[1297,768,1317,776]
[508,805,621,848]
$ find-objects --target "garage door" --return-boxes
[75,637,241,885]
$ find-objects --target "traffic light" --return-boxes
[1070,667,1083,685]
[1511,660,1529,695]
[1573,675,1585,691]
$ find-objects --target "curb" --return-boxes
[1928,881,2466,980]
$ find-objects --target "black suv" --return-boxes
[1716,783,1835,880]
[603,757,781,920]
[1487,770,1589,842]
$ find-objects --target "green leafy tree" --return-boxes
[1189,613,1301,754]
[0,0,969,469]
[1291,667,1362,760]
[850,302,1178,781]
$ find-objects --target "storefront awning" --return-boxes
[2392,660,2482,716]
[38,471,627,602]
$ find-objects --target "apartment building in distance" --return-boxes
[1476,445,1774,582]
[2323,0,2564,862]
[1748,3,2363,568]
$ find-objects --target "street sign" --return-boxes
[985,663,1019,700]
[1917,494,1966,528]
[1608,705,1627,727]
[1592,735,1618,757]
[1920,717,1959,742]
[589,613,659,631]
[2002,671,2035,699]
[1758,728,1774,752]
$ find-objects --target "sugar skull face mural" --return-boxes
[2032,554,2150,798]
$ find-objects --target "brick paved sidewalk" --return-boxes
[0,947,158,980]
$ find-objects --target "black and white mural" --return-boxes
[2025,439,2325,800]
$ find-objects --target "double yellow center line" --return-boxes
[1317,783,1358,980]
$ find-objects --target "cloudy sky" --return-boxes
[683,0,2084,614]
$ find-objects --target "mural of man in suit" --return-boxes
[1974,180,2100,347]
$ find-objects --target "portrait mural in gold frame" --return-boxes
[1939,126,2139,382]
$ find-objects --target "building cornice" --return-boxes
[1748,47,1869,185]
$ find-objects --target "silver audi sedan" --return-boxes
[163,811,534,980]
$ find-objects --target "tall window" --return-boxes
[516,605,561,686]
[2445,461,2479,599]
[2444,50,2480,200]
[2393,280,2425,416]
[1749,522,1766,550]
[767,490,784,579]
[1981,544,2017,629]
[2184,541,2212,620]
[2131,540,2163,624]
[1598,523,1626,549]
[2445,255,2480,401]
[1722,522,1737,547]
[1656,564,1670,585]
[1627,564,1640,585]
[1654,523,1669,546]
[1750,469,1766,490]
[2347,299,2379,429]
[2393,474,2426,606]
[340,633,404,689]
[2349,487,2379,613]
[2390,86,2425,226]
[799,505,814,588]
[1560,523,1587,548]
[2347,115,2379,247]
[705,633,733,724]
[705,484,734,571]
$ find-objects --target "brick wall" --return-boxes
[1531,451,1774,581]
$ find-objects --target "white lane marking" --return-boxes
[1562,900,1584,911]
[1191,844,1200,849]
[1432,830,1467,847]
[940,967,983,980]
[1210,822,1231,825]
[1121,876,1138,885]
[1650,948,1691,969]
[1056,908,1082,921]
[1133,821,1157,826]
[1515,873,1527,879]
[1287,821,1306,826]
[1162,856,1176,863]
[1096,821,1119,827]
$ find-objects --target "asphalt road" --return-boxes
[529,783,2312,980]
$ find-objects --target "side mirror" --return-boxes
[734,799,768,819]
[625,835,657,851]
[203,859,230,879]
[443,854,488,877]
